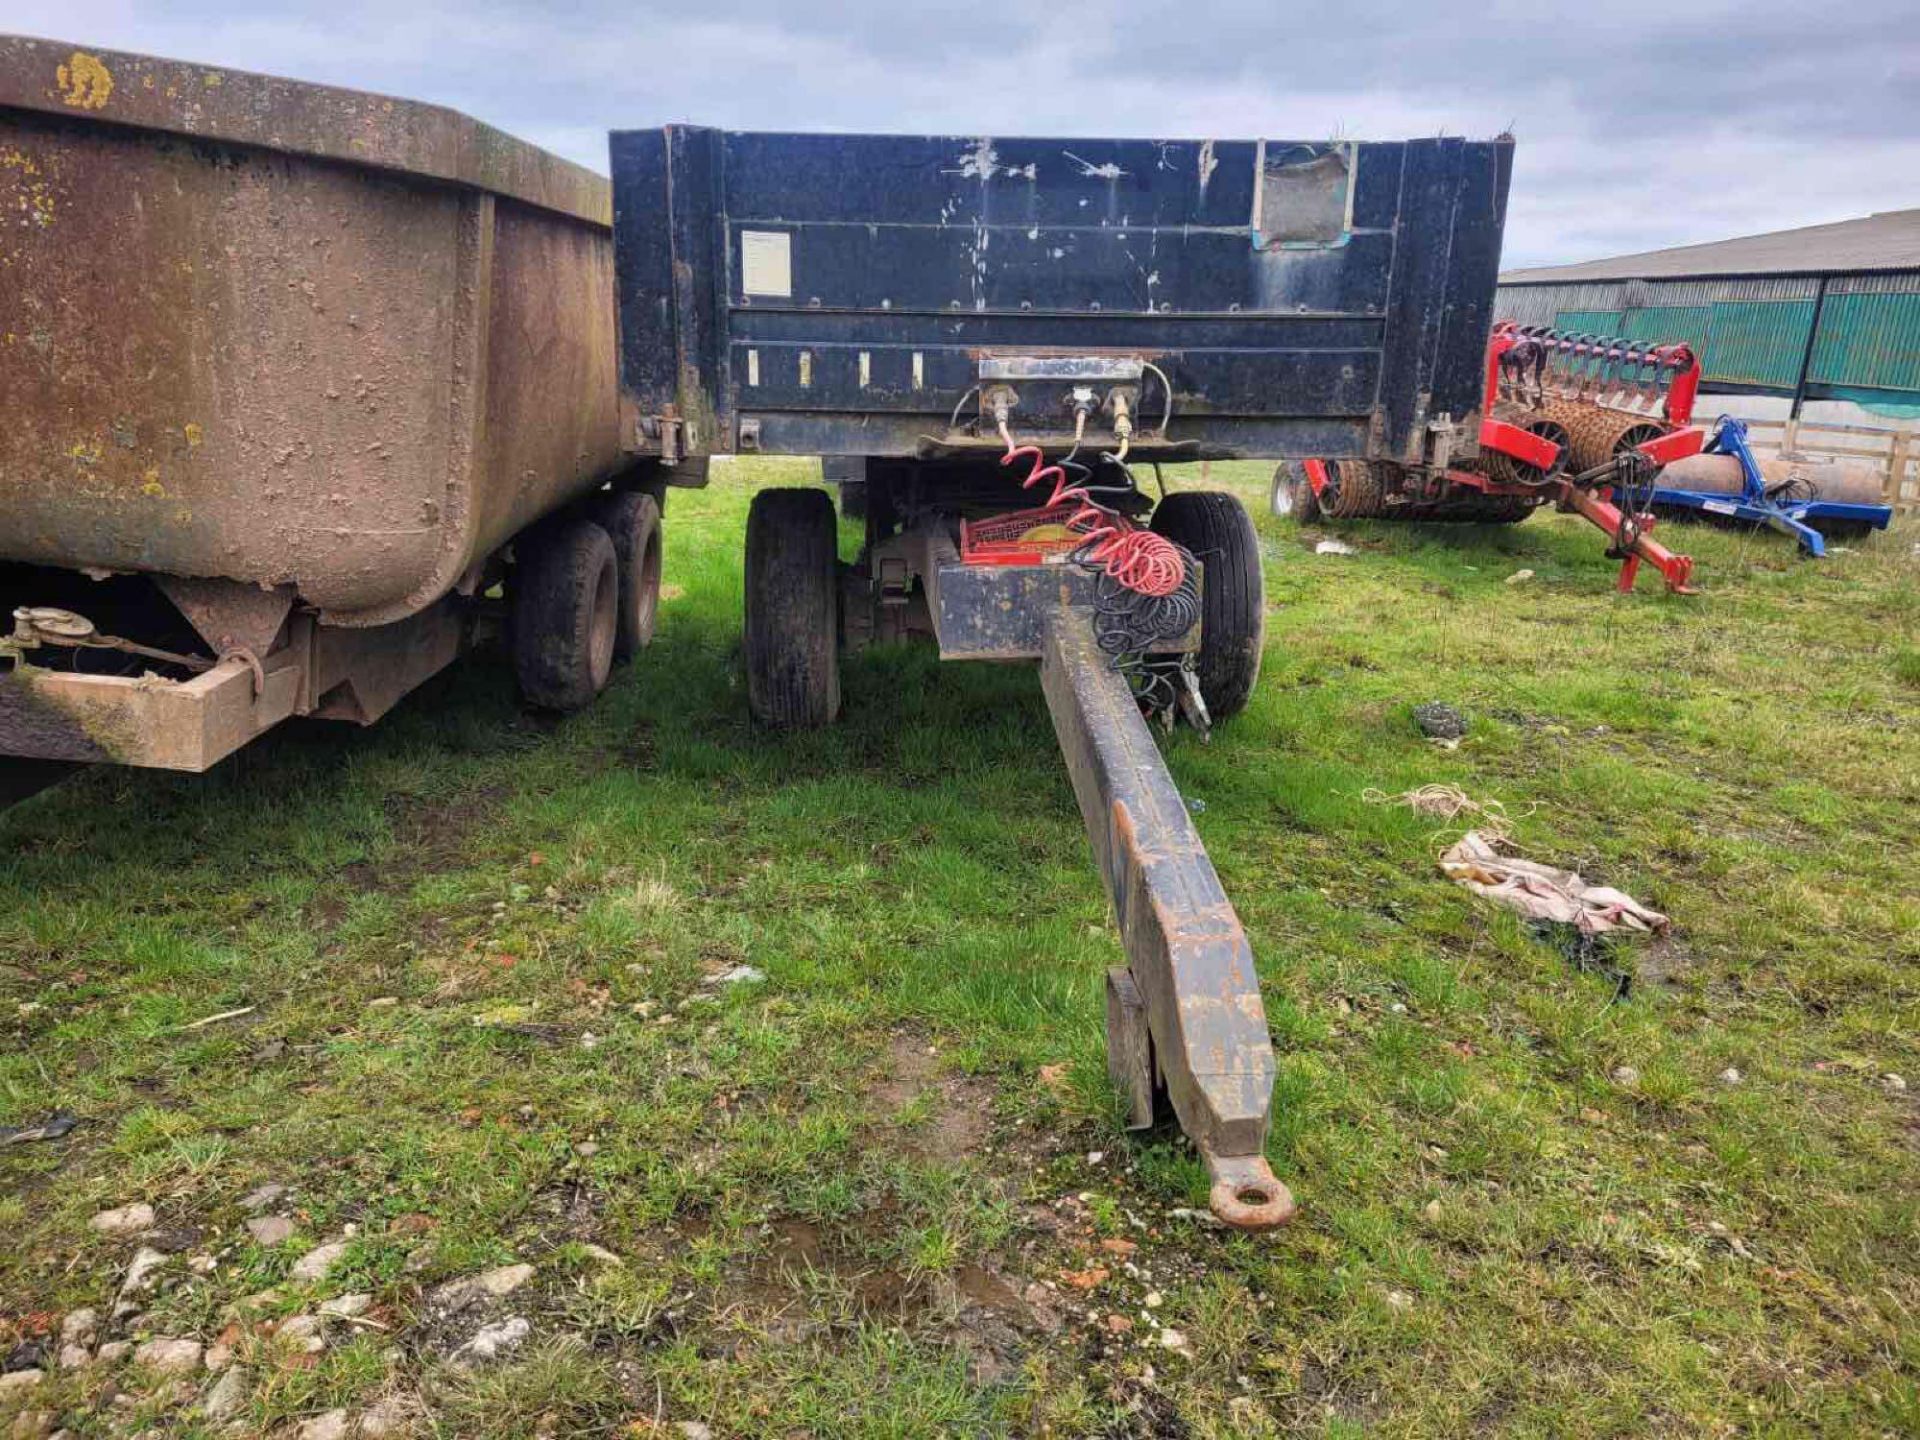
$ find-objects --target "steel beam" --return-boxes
[1039,608,1294,1230]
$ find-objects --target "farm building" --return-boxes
[1497,209,1920,413]
[1498,208,1920,506]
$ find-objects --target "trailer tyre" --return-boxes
[1151,491,1264,721]
[596,490,664,659]
[745,488,841,728]
[513,518,620,712]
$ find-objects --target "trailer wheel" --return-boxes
[745,488,841,727]
[1151,491,1264,721]
[596,490,663,659]
[512,518,619,712]
[1270,462,1322,522]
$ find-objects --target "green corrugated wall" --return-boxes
[1808,292,1920,394]
[1705,300,1816,388]
[1553,309,1625,335]
[1549,294,1920,396]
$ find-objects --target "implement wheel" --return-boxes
[1150,491,1264,721]
[596,490,663,660]
[1324,459,1383,519]
[1270,462,1322,522]
[745,488,841,728]
[512,517,619,712]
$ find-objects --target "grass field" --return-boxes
[2,461,1916,1439]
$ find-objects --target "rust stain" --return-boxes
[56,51,113,111]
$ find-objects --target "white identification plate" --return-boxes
[1702,500,1738,516]
[740,230,792,298]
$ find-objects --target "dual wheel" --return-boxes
[511,489,663,711]
[741,486,1264,729]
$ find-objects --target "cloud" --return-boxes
[8,0,1918,267]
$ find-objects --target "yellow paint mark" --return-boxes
[67,440,102,466]
[183,422,204,448]
[143,74,155,91]
[202,72,223,89]
[140,468,166,498]
[56,52,114,111]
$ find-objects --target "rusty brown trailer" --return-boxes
[0,36,664,769]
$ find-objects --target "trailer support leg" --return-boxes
[1039,609,1295,1230]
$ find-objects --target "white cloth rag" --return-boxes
[1439,830,1669,936]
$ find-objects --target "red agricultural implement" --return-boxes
[1279,322,1708,594]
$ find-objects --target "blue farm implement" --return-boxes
[1647,418,1893,557]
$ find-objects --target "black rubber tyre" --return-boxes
[595,490,663,660]
[1271,462,1322,523]
[745,488,841,727]
[512,517,619,712]
[1150,491,1264,722]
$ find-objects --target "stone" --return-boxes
[246,1216,296,1247]
[577,1245,622,1267]
[132,1338,202,1374]
[1385,1289,1414,1311]
[1412,702,1468,740]
[237,1184,286,1213]
[1884,1073,1908,1094]
[203,1342,233,1374]
[291,1241,348,1282]
[451,1316,529,1365]
[430,1263,534,1310]
[1158,1328,1190,1353]
[201,1366,247,1422]
[319,1293,371,1320]
[188,1255,217,1275]
[298,1410,350,1440]
[277,1316,325,1354]
[89,1204,155,1236]
[0,1371,43,1398]
[56,1346,90,1371]
[9,1411,54,1439]
[58,1310,97,1346]
[95,1342,132,1365]
[675,1425,713,1440]
[1422,1199,1444,1223]
[368,997,400,1009]
[1719,1067,1743,1086]
[1610,1065,1641,1086]
[118,1248,169,1298]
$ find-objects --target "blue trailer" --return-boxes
[609,128,1514,1228]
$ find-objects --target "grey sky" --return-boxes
[10,1,1919,269]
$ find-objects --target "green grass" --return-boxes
[2,459,1916,1438]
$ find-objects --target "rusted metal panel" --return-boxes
[1039,608,1293,1230]
[0,36,624,628]
[0,652,302,770]
[0,35,607,225]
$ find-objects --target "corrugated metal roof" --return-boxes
[1502,209,1920,284]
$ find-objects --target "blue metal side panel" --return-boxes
[610,129,1513,461]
